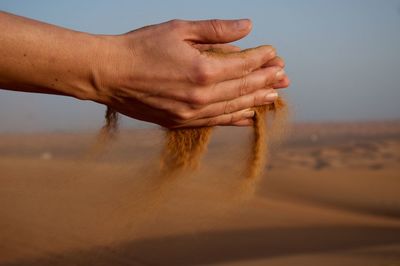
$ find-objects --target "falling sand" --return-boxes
[159,97,286,179]
[94,97,286,192]
[160,126,213,175]
[246,97,286,180]
[86,107,119,158]
[238,97,287,197]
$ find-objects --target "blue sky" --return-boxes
[0,0,399,132]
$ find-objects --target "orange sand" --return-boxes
[0,121,399,265]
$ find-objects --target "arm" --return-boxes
[0,11,99,100]
[0,11,289,128]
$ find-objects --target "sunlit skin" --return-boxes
[0,11,289,128]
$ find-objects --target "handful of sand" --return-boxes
[95,96,286,182]
[92,49,288,190]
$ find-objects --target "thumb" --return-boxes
[185,19,252,43]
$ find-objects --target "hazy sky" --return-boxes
[1,0,399,132]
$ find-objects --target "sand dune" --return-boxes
[0,121,399,265]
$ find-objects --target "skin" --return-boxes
[0,11,290,128]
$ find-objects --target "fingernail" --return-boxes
[265,92,278,102]
[236,19,250,30]
[243,110,255,118]
[275,69,285,80]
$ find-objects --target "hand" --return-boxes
[92,19,290,128]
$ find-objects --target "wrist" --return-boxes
[83,34,132,105]
[63,32,109,102]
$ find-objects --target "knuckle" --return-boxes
[253,91,266,106]
[223,101,229,114]
[230,112,240,122]
[190,59,215,85]
[238,76,249,96]
[223,100,233,114]
[206,117,218,127]
[265,69,277,87]
[172,109,194,123]
[253,94,259,107]
[168,19,185,31]
[209,19,223,40]
[241,57,251,77]
[229,114,235,124]
[264,45,276,58]
[187,89,208,105]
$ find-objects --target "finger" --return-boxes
[198,45,276,84]
[195,89,278,119]
[263,56,285,68]
[180,108,255,128]
[194,66,283,104]
[185,19,252,43]
[194,43,241,53]
[272,75,291,89]
[138,67,285,116]
[230,118,254,127]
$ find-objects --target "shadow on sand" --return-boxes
[4,225,400,266]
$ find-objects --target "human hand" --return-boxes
[92,19,290,128]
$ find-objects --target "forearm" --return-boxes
[0,11,101,100]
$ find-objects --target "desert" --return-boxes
[0,120,399,265]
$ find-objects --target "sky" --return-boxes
[0,0,399,132]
